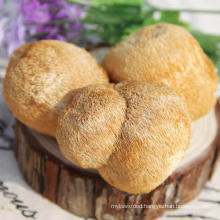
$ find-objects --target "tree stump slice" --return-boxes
[14,100,220,220]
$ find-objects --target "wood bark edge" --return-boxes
[14,101,220,220]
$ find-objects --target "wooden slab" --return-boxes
[14,100,220,220]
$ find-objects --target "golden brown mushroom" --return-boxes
[56,84,126,169]
[102,23,218,121]
[3,40,109,136]
[56,81,191,193]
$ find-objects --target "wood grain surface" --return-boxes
[13,100,220,220]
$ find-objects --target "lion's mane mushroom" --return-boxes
[3,40,109,137]
[102,23,218,121]
[56,81,191,194]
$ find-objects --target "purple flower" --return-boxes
[0,0,3,9]
[6,14,26,55]
[0,18,7,45]
[0,0,84,56]
[20,0,83,42]
[21,0,51,23]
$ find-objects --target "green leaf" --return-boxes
[207,53,220,77]
[160,11,180,22]
[63,0,89,6]
[140,1,154,14]
[190,30,220,55]
[91,0,142,6]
